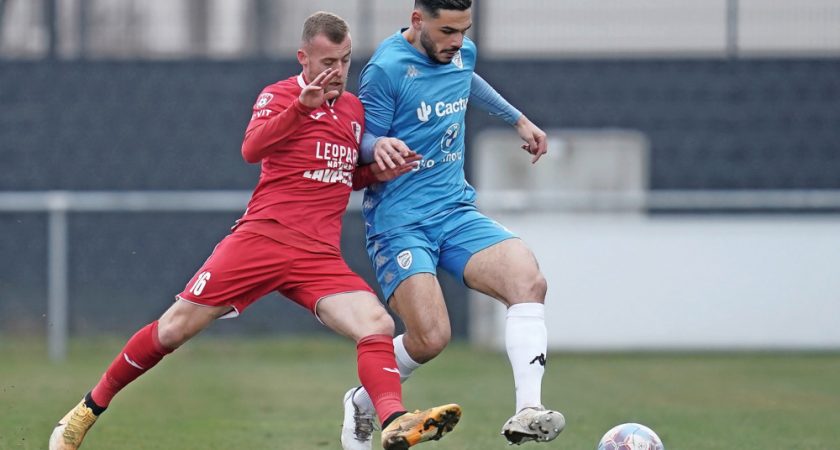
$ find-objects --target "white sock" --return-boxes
[353,334,420,414]
[505,302,547,413]
[393,334,422,382]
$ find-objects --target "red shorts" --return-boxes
[176,229,373,317]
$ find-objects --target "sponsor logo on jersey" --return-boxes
[452,50,463,69]
[304,140,359,187]
[440,123,460,153]
[417,101,432,122]
[251,109,272,121]
[417,98,469,123]
[255,93,273,109]
[314,141,358,167]
[397,250,413,270]
[302,168,353,187]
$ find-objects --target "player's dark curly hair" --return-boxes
[415,0,472,18]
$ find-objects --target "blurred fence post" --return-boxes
[0,0,6,37]
[47,193,69,362]
[188,0,209,57]
[726,0,739,58]
[253,0,272,57]
[45,0,57,59]
[358,0,373,52]
[78,0,89,59]
[471,0,482,51]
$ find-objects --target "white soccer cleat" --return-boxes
[501,406,565,445]
[341,386,377,450]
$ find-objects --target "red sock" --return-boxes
[90,321,173,407]
[357,334,405,424]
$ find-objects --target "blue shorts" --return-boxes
[366,205,516,301]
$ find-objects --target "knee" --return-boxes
[367,308,396,336]
[156,316,196,349]
[531,271,548,300]
[409,326,451,362]
[511,270,548,302]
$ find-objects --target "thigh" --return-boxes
[463,237,543,304]
[389,273,450,342]
[316,291,393,341]
[157,298,232,348]
[438,207,517,285]
[281,250,375,315]
[177,231,294,318]
[366,228,439,302]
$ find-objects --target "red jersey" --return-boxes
[237,74,367,250]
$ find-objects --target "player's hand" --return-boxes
[370,151,422,182]
[373,137,414,171]
[299,68,340,109]
[515,115,548,164]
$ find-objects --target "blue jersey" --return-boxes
[360,31,477,236]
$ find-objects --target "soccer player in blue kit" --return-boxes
[340,1,565,449]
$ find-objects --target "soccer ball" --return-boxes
[596,423,664,450]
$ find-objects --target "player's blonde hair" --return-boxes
[301,11,350,45]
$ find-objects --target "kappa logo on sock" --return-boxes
[530,353,546,367]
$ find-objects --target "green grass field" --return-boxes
[2,336,839,449]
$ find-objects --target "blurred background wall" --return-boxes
[1,0,839,353]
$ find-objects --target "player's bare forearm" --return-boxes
[514,115,548,164]
[352,153,421,190]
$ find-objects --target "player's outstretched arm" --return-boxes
[469,73,548,163]
[515,115,548,164]
[352,150,421,190]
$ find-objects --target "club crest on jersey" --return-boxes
[396,250,413,270]
[351,121,362,144]
[255,93,273,109]
[452,50,463,69]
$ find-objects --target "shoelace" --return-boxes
[353,408,378,441]
[63,405,96,444]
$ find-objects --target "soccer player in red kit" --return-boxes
[49,12,460,450]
